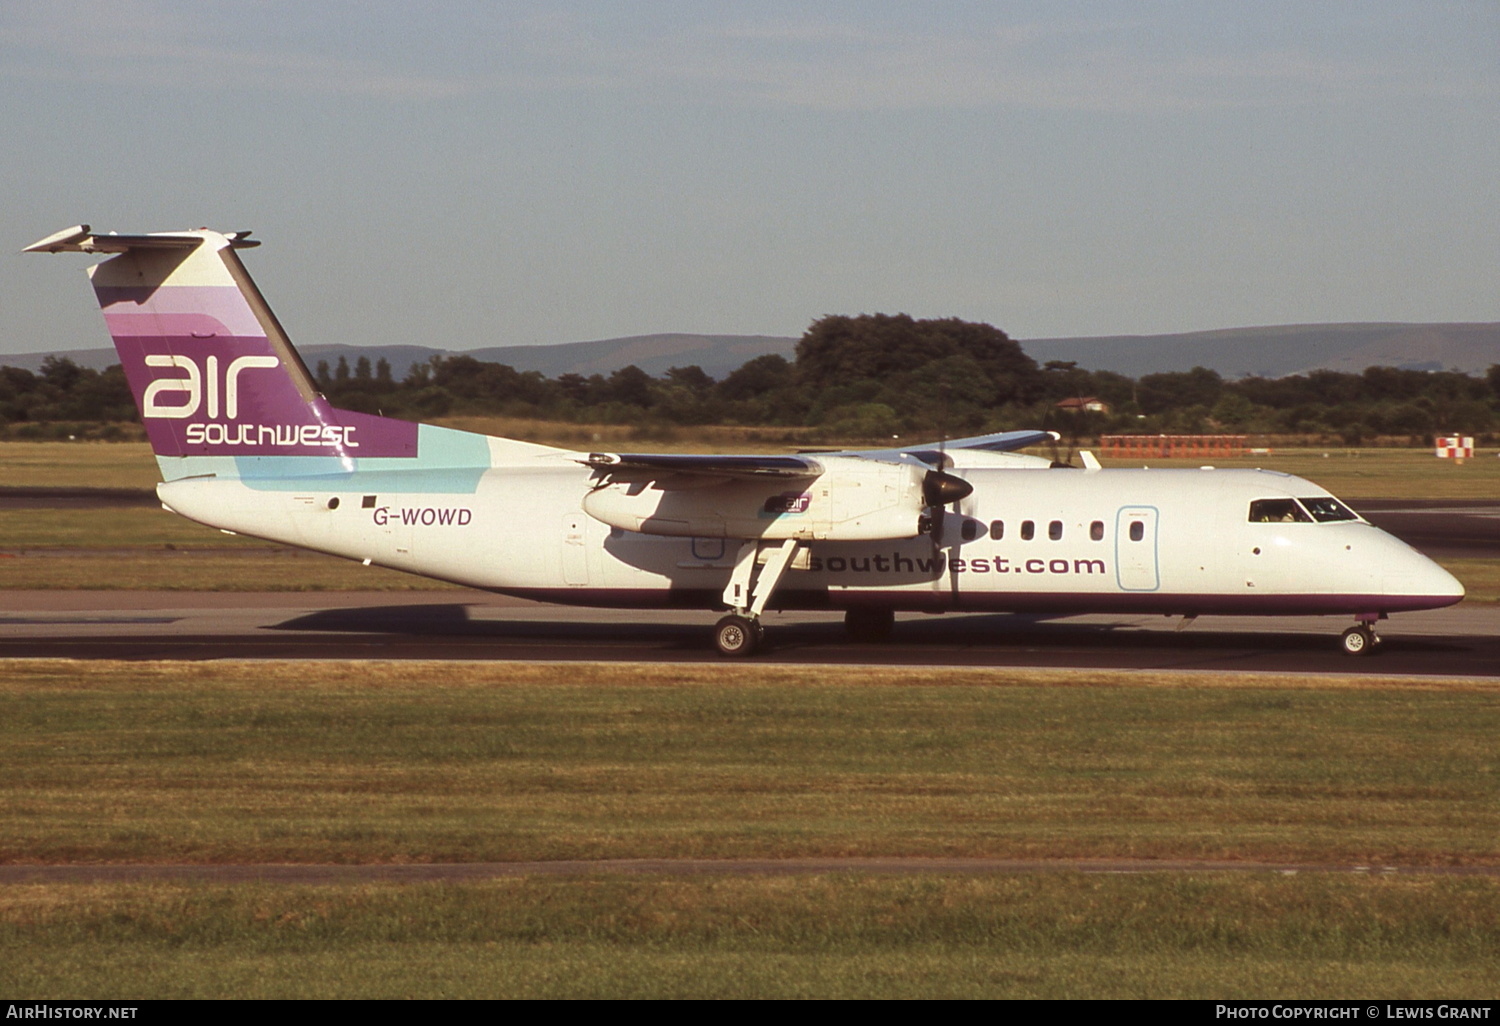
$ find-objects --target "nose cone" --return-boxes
[1373,529,1465,610]
[1397,556,1465,606]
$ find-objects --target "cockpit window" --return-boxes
[1248,498,1312,523]
[1299,497,1359,523]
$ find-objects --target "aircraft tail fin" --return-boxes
[25,225,418,466]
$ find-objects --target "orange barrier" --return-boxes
[1100,435,1247,459]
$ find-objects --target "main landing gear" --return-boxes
[1340,616,1384,657]
[714,538,799,657]
[714,614,765,657]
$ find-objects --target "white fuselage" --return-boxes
[29,225,1461,638]
[157,457,1463,619]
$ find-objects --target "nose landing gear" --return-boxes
[1340,619,1383,657]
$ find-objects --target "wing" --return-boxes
[582,452,824,485]
[583,429,1054,486]
[833,429,1057,467]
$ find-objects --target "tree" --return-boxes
[718,354,790,401]
[555,373,593,405]
[794,314,1038,409]
[605,365,653,408]
[38,356,84,393]
[1137,367,1223,415]
[665,365,714,394]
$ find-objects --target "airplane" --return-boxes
[25,225,1464,658]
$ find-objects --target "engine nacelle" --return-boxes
[582,457,927,541]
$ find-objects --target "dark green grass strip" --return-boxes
[2,875,1497,998]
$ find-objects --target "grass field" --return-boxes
[4,662,1497,866]
[0,441,161,491]
[0,660,1496,998]
[5,875,1497,998]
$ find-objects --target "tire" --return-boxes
[715,615,760,657]
[1340,626,1374,657]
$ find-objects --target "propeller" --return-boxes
[922,467,972,507]
[915,390,973,541]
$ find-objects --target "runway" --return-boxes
[2,590,1497,676]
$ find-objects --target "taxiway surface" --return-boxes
[2,590,1497,676]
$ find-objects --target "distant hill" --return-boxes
[1020,323,1500,378]
[5,323,1496,381]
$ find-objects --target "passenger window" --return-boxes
[1048,520,1063,541]
[1129,521,1144,542]
[1248,499,1312,523]
[989,520,1004,540]
[1090,521,1104,541]
[960,519,981,542]
[1020,520,1035,541]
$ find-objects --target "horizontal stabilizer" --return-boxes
[23,225,259,254]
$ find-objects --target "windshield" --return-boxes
[1248,498,1312,523]
[1299,497,1359,523]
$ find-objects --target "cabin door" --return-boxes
[1114,506,1160,592]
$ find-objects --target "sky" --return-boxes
[2,1,1497,359]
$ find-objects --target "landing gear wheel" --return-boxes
[845,608,895,643]
[715,614,760,657]
[1340,625,1378,657]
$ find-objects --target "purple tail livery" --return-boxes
[24,226,416,460]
